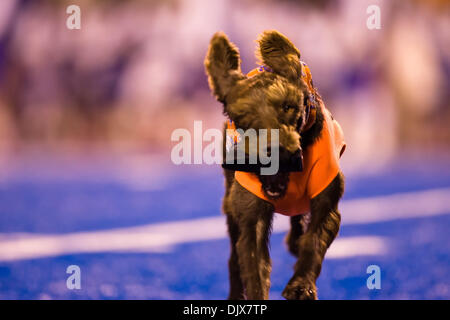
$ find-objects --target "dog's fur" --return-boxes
[205,30,345,300]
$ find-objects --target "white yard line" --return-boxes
[273,187,450,232]
[0,187,449,262]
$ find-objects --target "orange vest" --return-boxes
[234,65,346,216]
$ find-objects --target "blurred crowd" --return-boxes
[0,0,448,172]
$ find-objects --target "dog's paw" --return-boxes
[282,278,317,300]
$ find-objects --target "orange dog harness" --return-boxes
[233,63,346,216]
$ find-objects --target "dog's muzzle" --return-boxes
[222,145,303,174]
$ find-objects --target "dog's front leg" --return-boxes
[232,182,274,300]
[282,172,344,300]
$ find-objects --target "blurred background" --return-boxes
[0,0,449,299]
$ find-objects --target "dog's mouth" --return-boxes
[257,148,303,200]
[266,190,281,197]
[259,172,289,200]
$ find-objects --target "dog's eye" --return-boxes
[283,105,295,112]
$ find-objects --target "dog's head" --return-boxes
[205,30,315,199]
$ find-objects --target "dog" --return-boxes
[204,30,346,300]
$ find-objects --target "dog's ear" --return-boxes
[257,30,302,83]
[205,32,244,104]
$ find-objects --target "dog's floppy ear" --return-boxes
[257,30,302,83]
[205,32,244,104]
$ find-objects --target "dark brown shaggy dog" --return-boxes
[205,30,345,300]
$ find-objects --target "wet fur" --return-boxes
[207,31,344,300]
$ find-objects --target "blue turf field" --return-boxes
[0,154,449,299]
